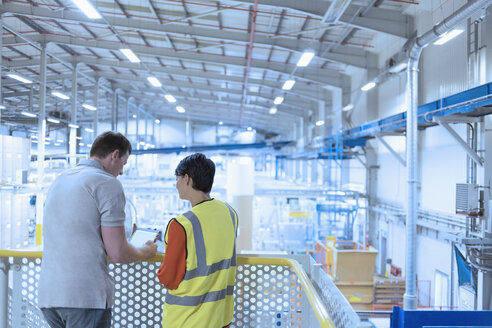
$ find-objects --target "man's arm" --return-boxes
[157,219,187,289]
[102,226,157,264]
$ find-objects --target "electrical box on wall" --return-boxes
[456,183,480,215]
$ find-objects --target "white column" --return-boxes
[69,64,78,167]
[93,78,99,137]
[227,157,254,252]
[35,45,47,246]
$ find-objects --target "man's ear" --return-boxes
[185,174,192,186]
[111,149,120,160]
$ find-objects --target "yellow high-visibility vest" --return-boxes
[163,199,238,328]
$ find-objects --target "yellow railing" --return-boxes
[1,249,335,328]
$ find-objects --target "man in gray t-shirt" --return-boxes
[38,131,157,328]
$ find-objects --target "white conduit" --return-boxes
[404,0,492,310]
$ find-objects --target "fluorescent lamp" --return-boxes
[155,119,160,124]
[176,106,185,113]
[165,94,176,103]
[316,120,325,126]
[388,62,408,74]
[68,123,79,129]
[218,121,223,125]
[434,29,464,45]
[274,96,284,105]
[54,143,60,146]
[269,107,277,115]
[21,111,37,118]
[361,81,376,91]
[87,143,92,147]
[47,118,60,124]
[296,50,315,67]
[247,127,252,131]
[342,104,354,112]
[282,79,295,90]
[120,48,140,63]
[32,140,38,144]
[76,136,83,140]
[132,114,137,118]
[79,142,85,146]
[147,77,162,87]
[51,91,70,100]
[0,105,5,109]
[8,74,32,84]
[85,128,94,133]
[82,103,97,111]
[56,139,64,143]
[45,137,51,141]
[71,0,102,19]
[139,141,146,146]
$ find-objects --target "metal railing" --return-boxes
[0,249,352,328]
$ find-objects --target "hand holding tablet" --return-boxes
[129,228,160,248]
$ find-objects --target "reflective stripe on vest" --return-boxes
[165,285,234,306]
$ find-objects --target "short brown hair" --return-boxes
[90,131,132,159]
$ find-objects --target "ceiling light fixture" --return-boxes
[247,127,252,131]
[85,128,94,133]
[120,48,140,63]
[361,81,376,91]
[21,111,37,118]
[147,76,162,87]
[165,94,176,103]
[47,118,60,124]
[51,91,70,100]
[282,79,296,90]
[71,0,102,19]
[8,73,32,84]
[68,123,79,129]
[0,105,6,110]
[434,29,464,45]
[132,114,137,118]
[316,120,325,126]
[176,106,185,113]
[296,50,315,67]
[155,119,160,124]
[269,107,277,115]
[274,96,284,105]
[342,104,354,112]
[82,103,97,111]
[218,121,223,125]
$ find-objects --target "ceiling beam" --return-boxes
[2,34,349,90]
[1,2,369,69]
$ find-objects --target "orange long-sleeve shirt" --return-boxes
[157,219,187,290]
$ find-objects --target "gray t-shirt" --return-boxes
[38,159,126,309]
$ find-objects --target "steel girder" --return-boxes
[4,56,325,101]
[229,0,413,39]
[0,2,370,69]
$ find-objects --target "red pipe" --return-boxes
[240,0,259,126]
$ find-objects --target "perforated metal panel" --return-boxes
[232,264,312,328]
[109,261,165,328]
[4,257,329,328]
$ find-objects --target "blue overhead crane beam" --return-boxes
[132,140,295,155]
[342,81,492,147]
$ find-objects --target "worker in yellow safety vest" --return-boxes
[158,153,238,328]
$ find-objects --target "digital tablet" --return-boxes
[129,228,160,248]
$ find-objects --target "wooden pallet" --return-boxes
[373,276,405,305]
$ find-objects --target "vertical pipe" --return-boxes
[404,54,420,310]
[145,112,148,144]
[36,45,47,246]
[136,104,140,143]
[69,64,78,167]
[125,98,129,136]
[111,90,116,131]
[94,78,99,137]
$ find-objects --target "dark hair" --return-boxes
[90,131,132,159]
[175,153,215,193]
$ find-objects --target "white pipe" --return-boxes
[404,0,492,310]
